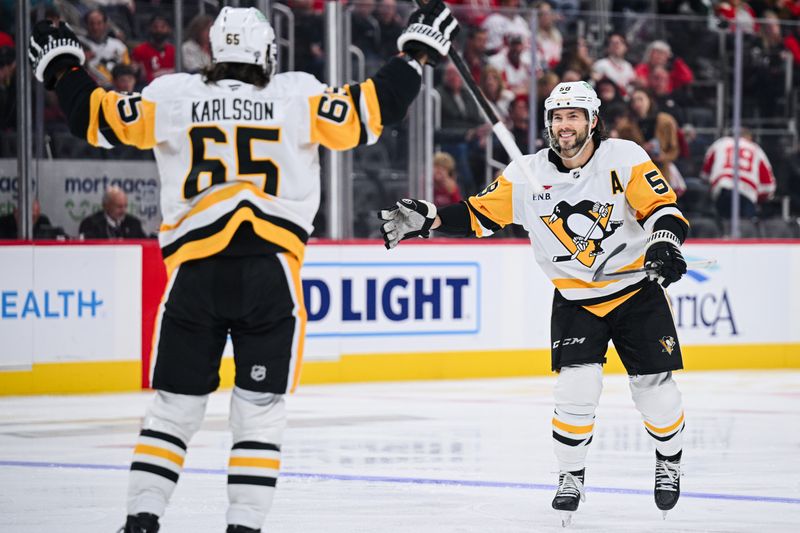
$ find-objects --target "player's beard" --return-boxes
[556,125,590,157]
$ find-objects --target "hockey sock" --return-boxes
[552,364,603,472]
[226,387,286,529]
[629,372,685,457]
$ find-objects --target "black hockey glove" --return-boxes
[644,230,687,288]
[29,20,85,90]
[378,198,437,250]
[396,0,460,66]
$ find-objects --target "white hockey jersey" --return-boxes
[464,139,689,315]
[85,71,383,274]
[701,136,776,205]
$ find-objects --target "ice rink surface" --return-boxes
[1,370,799,532]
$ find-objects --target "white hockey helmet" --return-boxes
[544,81,602,159]
[543,81,601,130]
[209,7,276,77]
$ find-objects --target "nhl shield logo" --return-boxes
[251,365,267,382]
[659,336,677,355]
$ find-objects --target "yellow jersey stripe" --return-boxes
[361,79,383,139]
[644,412,685,434]
[159,182,272,232]
[283,252,307,394]
[86,88,106,147]
[134,444,185,466]
[163,208,306,276]
[552,418,594,435]
[228,457,281,469]
[552,278,618,289]
[582,289,640,318]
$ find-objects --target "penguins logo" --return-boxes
[541,200,623,267]
[659,336,677,355]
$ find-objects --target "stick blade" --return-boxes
[591,243,627,282]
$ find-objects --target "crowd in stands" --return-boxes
[0,0,799,239]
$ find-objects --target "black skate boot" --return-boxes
[552,469,585,527]
[226,525,260,532]
[119,512,160,533]
[655,450,682,518]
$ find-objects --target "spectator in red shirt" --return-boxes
[433,152,463,207]
[132,15,175,84]
[635,40,694,93]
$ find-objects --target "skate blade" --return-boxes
[662,510,668,520]
[560,511,574,527]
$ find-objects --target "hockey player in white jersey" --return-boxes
[29,4,458,532]
[380,81,689,525]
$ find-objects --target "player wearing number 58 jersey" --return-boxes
[380,81,690,525]
[30,3,459,532]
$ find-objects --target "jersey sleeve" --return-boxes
[624,146,689,234]
[309,79,383,150]
[54,65,165,150]
[464,175,516,238]
[309,56,422,151]
[85,87,158,149]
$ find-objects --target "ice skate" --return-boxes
[552,469,585,527]
[655,450,682,518]
[226,525,260,532]
[118,512,159,533]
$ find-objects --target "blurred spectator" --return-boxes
[182,14,213,73]
[79,9,131,88]
[508,94,530,153]
[351,0,380,60]
[132,15,175,84]
[79,186,146,239]
[554,37,593,80]
[534,71,559,146]
[535,1,563,69]
[488,33,533,95]
[433,152,463,206]
[701,130,776,218]
[463,27,489,85]
[482,0,532,54]
[0,31,12,49]
[648,66,690,125]
[595,77,627,126]
[0,45,14,131]
[448,0,497,27]
[92,0,135,40]
[481,66,515,123]
[375,0,404,58]
[635,40,694,93]
[716,0,759,34]
[592,32,636,96]
[746,10,791,117]
[657,0,710,15]
[436,61,491,194]
[111,64,137,93]
[0,199,65,240]
[292,0,326,79]
[618,89,683,194]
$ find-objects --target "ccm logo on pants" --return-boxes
[553,337,586,349]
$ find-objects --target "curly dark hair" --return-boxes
[203,62,270,89]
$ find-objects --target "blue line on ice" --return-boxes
[2,459,798,505]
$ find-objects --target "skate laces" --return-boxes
[655,459,681,491]
[557,472,586,502]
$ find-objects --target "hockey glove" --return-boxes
[29,20,85,90]
[378,198,437,250]
[644,230,687,288]
[396,0,460,66]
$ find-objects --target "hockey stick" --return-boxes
[552,203,611,262]
[413,0,544,193]
[592,243,717,282]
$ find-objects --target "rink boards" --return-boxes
[1,239,798,395]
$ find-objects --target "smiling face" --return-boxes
[550,108,594,157]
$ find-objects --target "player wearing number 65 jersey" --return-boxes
[380,81,690,526]
[30,4,459,532]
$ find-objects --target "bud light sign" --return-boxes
[302,262,480,336]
